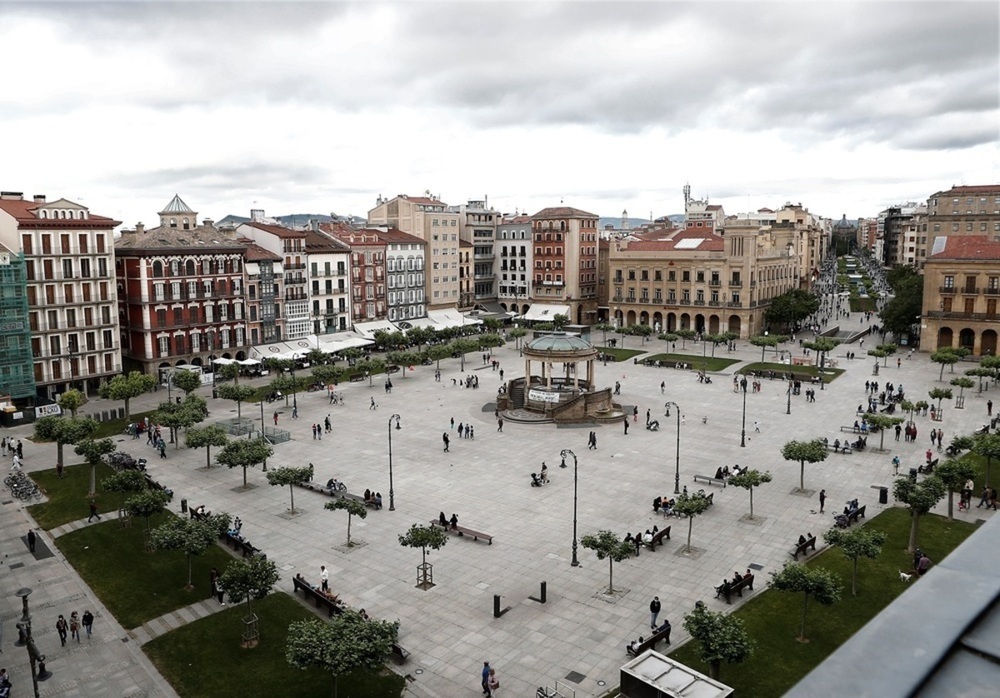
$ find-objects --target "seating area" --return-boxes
[789,535,817,560]
[692,474,727,488]
[429,519,494,544]
[714,573,755,604]
[626,621,672,657]
[834,504,867,528]
[918,458,939,474]
[222,531,265,559]
[292,573,344,617]
[296,481,381,508]
[643,526,671,550]
[824,439,854,454]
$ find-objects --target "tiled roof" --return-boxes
[116,224,245,251]
[0,198,119,228]
[241,221,306,238]
[501,215,532,224]
[933,184,1000,196]
[459,238,473,248]
[623,227,725,252]
[398,195,447,206]
[240,240,282,262]
[531,206,599,220]
[928,235,1000,261]
[320,223,386,248]
[304,230,351,253]
[377,228,426,246]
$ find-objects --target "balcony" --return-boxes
[285,262,307,270]
[284,275,307,285]
[728,301,743,307]
[961,287,979,295]
[939,286,956,294]
[729,280,743,288]
[986,287,1000,296]
[709,280,721,287]
[693,300,706,306]
[928,310,996,321]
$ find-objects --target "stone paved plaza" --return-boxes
[2,331,996,698]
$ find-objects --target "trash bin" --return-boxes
[908,468,918,483]
[181,498,188,514]
[879,487,888,504]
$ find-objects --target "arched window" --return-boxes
[185,260,195,276]
[152,261,164,277]
[170,260,180,276]
[182,218,190,230]
[170,218,177,228]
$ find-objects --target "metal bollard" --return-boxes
[493,594,501,618]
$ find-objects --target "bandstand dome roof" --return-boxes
[526,333,593,353]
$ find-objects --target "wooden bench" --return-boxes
[693,474,727,488]
[714,574,754,604]
[918,458,939,474]
[840,425,862,433]
[222,531,265,559]
[643,526,671,550]
[429,520,494,545]
[626,622,672,657]
[789,536,817,560]
[291,574,343,618]
[846,505,867,525]
[296,482,378,508]
[694,492,714,507]
[349,374,366,383]
[826,443,854,454]
[391,643,410,663]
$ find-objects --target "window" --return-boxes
[654,270,662,281]
[103,330,113,349]
[682,271,690,282]
[943,275,954,289]
[63,259,73,278]
[668,270,676,281]
[696,271,705,283]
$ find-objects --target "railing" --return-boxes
[961,287,979,295]
[927,311,997,320]
[729,281,743,288]
[986,287,1000,296]
[939,286,956,293]
[709,280,721,287]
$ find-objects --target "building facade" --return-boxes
[322,225,388,325]
[920,235,1000,356]
[927,184,1000,246]
[304,227,351,335]
[529,206,600,325]
[0,245,36,401]
[0,192,121,400]
[497,214,532,316]
[116,197,249,377]
[241,241,284,346]
[458,239,474,310]
[451,199,498,305]
[378,228,426,324]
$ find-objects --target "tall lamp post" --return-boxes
[740,373,748,447]
[786,381,792,415]
[560,449,579,566]
[387,414,401,511]
[665,401,681,494]
[15,587,52,698]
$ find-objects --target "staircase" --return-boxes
[510,380,525,409]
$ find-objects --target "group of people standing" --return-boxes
[55,610,94,645]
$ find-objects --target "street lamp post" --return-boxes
[787,381,792,415]
[388,414,401,511]
[15,587,52,698]
[740,374,748,447]
[560,449,579,566]
[665,402,681,494]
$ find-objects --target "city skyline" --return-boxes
[2,0,997,227]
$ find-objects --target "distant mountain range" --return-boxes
[598,215,684,229]
[215,213,366,228]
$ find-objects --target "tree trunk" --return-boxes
[89,463,97,497]
[946,491,954,520]
[879,430,886,451]
[236,400,242,419]
[907,512,920,553]
[608,558,614,594]
[709,660,720,681]
[686,517,693,552]
[243,465,248,488]
[749,487,755,519]
[939,363,945,380]
[187,553,194,589]
[289,486,295,514]
[125,397,132,421]
[206,447,212,469]
[799,461,805,491]
[57,442,64,468]
[347,513,353,545]
[851,558,858,596]
[799,593,809,641]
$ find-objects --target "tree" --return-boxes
[215,383,257,420]
[150,515,224,589]
[764,289,820,331]
[673,494,712,553]
[658,332,680,349]
[266,465,313,514]
[728,469,773,520]
[482,317,503,334]
[948,433,975,457]
[950,377,975,405]
[171,369,202,395]
[478,333,504,353]
[398,524,448,589]
[220,553,280,620]
[34,416,97,470]
[781,439,828,491]
[972,432,1000,488]
[218,362,242,385]
[355,357,387,387]
[387,351,422,377]
[124,489,171,547]
[305,348,329,366]
[674,329,697,349]
[311,364,345,387]
[867,346,890,366]
[964,367,993,394]
[449,338,479,372]
[768,563,842,642]
[865,414,904,451]
[595,322,615,346]
[425,343,452,371]
[268,373,298,407]
[75,437,116,497]
[936,458,979,520]
[879,274,923,336]
[152,398,203,449]
[931,349,960,381]
[682,602,755,681]
[98,371,157,420]
[508,327,528,351]
[803,338,840,368]
[102,469,148,512]
[57,388,87,418]
[631,324,654,345]
[822,527,887,596]
[286,613,397,698]
[928,387,952,412]
[749,334,788,362]
[216,438,273,489]
[893,475,947,553]
[325,498,368,546]
[875,343,897,366]
[185,425,229,469]
[552,313,569,330]
[579,530,635,594]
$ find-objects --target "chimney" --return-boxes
[136,223,145,235]
[0,192,24,200]
[203,218,214,228]
[251,209,265,222]
[33,194,46,203]
[310,219,319,232]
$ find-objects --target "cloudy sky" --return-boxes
[2,1,997,227]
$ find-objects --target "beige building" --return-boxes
[528,206,600,325]
[927,184,1000,246]
[0,191,121,400]
[368,194,460,310]
[920,235,1000,356]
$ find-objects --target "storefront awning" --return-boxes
[521,304,570,322]
[353,320,402,339]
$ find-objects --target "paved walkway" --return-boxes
[3,313,997,697]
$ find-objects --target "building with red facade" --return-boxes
[320,223,388,326]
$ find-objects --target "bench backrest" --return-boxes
[733,574,754,591]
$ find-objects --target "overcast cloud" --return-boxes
[1,0,996,226]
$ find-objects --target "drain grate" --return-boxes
[748,563,764,571]
[565,671,586,684]
[10,562,24,569]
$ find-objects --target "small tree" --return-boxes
[867,346,889,366]
[673,494,712,553]
[781,439,828,491]
[171,369,203,395]
[325,498,368,546]
[928,387,952,415]
[398,524,448,589]
[185,425,229,469]
[893,475,947,553]
[873,343,897,366]
[98,371,157,420]
[266,465,313,514]
[216,384,258,420]
[216,438,273,489]
[101,469,148,513]
[387,350,421,377]
[449,339,479,372]
[311,364,345,387]
[124,489,171,548]
[425,343,452,371]
[728,469,773,520]
[749,334,787,362]
[34,416,97,470]
[220,553,280,620]
[595,322,615,346]
[768,563,842,642]
[355,357,387,387]
[552,313,569,330]
[267,374,298,407]
[658,332,680,348]
[675,329,697,349]
[803,337,840,368]
[74,437,116,497]
[508,327,528,351]
[152,398,204,449]
[935,458,979,520]
[57,388,87,418]
[949,377,975,406]
[931,348,960,380]
[150,515,224,590]
[972,432,1000,488]
[682,603,755,681]
[865,414,905,451]
[632,324,654,345]
[822,527,887,596]
[218,362,242,385]
[579,530,635,594]
[286,613,397,698]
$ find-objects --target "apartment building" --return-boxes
[458,239,474,310]
[0,192,121,400]
[116,197,248,376]
[496,214,532,316]
[683,184,727,231]
[877,203,925,268]
[528,207,600,325]
[927,184,1000,245]
[0,243,35,402]
[304,227,351,335]
[241,241,284,346]
[378,227,426,324]
[368,194,460,310]
[920,235,1000,356]
[450,199,499,305]
[321,224,388,326]
[774,203,829,286]
[235,212,310,339]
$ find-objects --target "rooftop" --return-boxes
[159,194,195,215]
[531,206,599,220]
[526,332,593,353]
[927,235,1000,261]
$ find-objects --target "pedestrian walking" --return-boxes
[325,415,331,432]
[320,565,329,592]
[588,431,597,450]
[273,410,279,425]
[216,578,226,605]
[754,420,760,433]
[370,397,377,410]
[633,406,639,422]
[497,418,504,432]
[26,529,35,552]
[819,489,826,513]
[660,381,665,395]
[649,596,661,629]
[210,567,219,596]
[292,405,298,419]
[989,400,994,416]
[443,432,450,452]
[56,615,68,646]
[481,661,491,695]
[88,500,101,522]
[70,611,80,642]
[451,417,455,429]
[488,667,500,696]
[645,409,651,425]
[624,419,629,435]
[82,610,94,638]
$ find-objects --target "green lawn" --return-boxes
[28,462,118,530]
[849,297,876,312]
[55,511,237,628]
[644,353,741,372]
[144,592,406,698]
[596,346,646,362]
[92,409,157,438]
[667,508,976,695]
[740,362,845,383]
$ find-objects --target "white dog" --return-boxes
[899,571,913,583]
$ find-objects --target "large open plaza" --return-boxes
[3,323,997,697]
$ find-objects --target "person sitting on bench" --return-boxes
[731,571,743,586]
[653,496,662,513]
[642,529,654,546]
[798,534,807,546]
[439,511,447,527]
[628,636,644,653]
[449,513,459,530]
[722,465,731,478]
[715,466,725,479]
[656,619,671,639]
[531,472,543,487]
[374,492,383,509]
[833,439,841,451]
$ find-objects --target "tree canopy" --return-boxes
[579,530,635,594]
[150,515,223,589]
[185,425,229,469]
[930,349,960,380]
[216,438,273,488]
[266,465,313,514]
[75,436,116,497]
[98,371,157,420]
[764,289,820,330]
[727,469,773,519]
[879,272,923,336]
[822,527,887,596]
[781,439,828,491]
[326,498,368,546]
[34,416,97,468]
[220,554,280,619]
[56,388,86,418]
[171,369,202,395]
[682,602,755,681]
[935,458,978,520]
[216,383,258,420]
[893,475,947,553]
[673,494,712,552]
[768,563,842,642]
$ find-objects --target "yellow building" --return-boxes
[920,235,1000,356]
